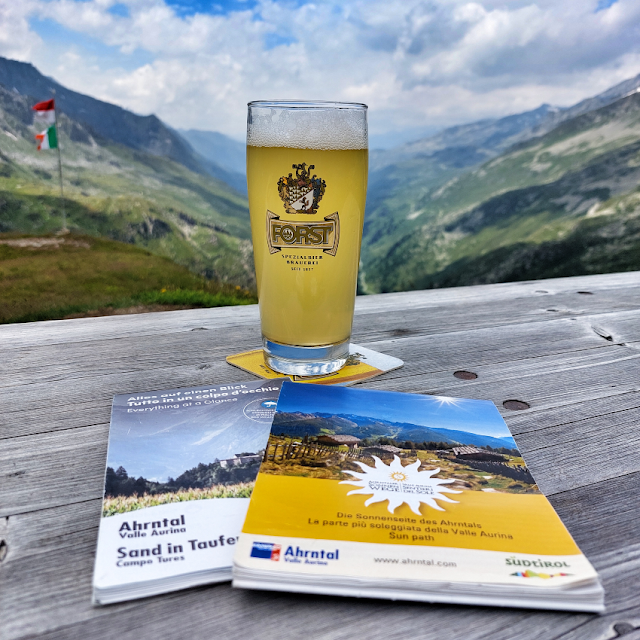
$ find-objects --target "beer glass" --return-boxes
[247,101,368,376]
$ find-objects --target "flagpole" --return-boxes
[52,89,66,232]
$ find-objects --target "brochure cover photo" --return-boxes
[234,381,603,611]
[93,379,284,604]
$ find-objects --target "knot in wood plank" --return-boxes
[592,326,614,342]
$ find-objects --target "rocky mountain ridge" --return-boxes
[0,56,245,194]
[362,83,640,292]
[272,411,518,450]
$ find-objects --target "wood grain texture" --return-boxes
[1,271,639,640]
[3,347,640,515]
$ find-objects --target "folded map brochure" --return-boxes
[233,381,604,612]
[226,344,403,386]
[92,378,284,605]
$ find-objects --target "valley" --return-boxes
[1,54,639,323]
[362,79,640,292]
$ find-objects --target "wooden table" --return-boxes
[2,272,639,640]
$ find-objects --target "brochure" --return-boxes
[233,381,604,612]
[92,378,284,605]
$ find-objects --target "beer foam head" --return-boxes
[247,101,368,150]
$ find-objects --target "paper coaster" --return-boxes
[226,344,403,386]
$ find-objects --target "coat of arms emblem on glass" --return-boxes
[247,101,368,376]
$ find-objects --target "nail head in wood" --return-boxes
[503,400,530,411]
[453,370,478,380]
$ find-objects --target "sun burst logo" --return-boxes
[340,455,461,515]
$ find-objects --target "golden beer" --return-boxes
[246,102,368,375]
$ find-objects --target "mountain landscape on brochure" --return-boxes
[272,411,518,450]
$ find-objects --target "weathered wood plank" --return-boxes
[2,271,640,640]
[0,425,109,517]
[2,316,637,440]
[512,406,640,495]
[1,292,635,361]
[0,304,628,397]
[3,346,640,516]
[363,344,640,407]
[0,314,609,390]
[2,580,584,640]
[0,325,262,389]
[548,472,640,557]
[1,271,639,350]
[0,337,633,437]
[0,315,614,436]
[0,305,260,350]
[5,539,638,640]
[4,293,639,393]
[556,618,640,640]
[500,388,640,435]
[582,309,640,345]
[551,544,640,639]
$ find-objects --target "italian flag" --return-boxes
[32,98,56,125]
[33,99,58,150]
[35,126,58,150]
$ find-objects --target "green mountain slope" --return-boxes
[0,86,255,288]
[363,91,640,292]
[0,56,241,191]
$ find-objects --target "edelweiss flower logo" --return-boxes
[340,455,461,514]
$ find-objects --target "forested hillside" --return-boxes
[362,81,640,292]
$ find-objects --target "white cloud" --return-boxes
[1,0,639,140]
[0,0,43,61]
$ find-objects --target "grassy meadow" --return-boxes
[260,436,538,495]
[0,232,256,323]
[102,482,255,517]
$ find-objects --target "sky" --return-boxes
[276,380,511,439]
[1,0,639,145]
[107,381,282,481]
